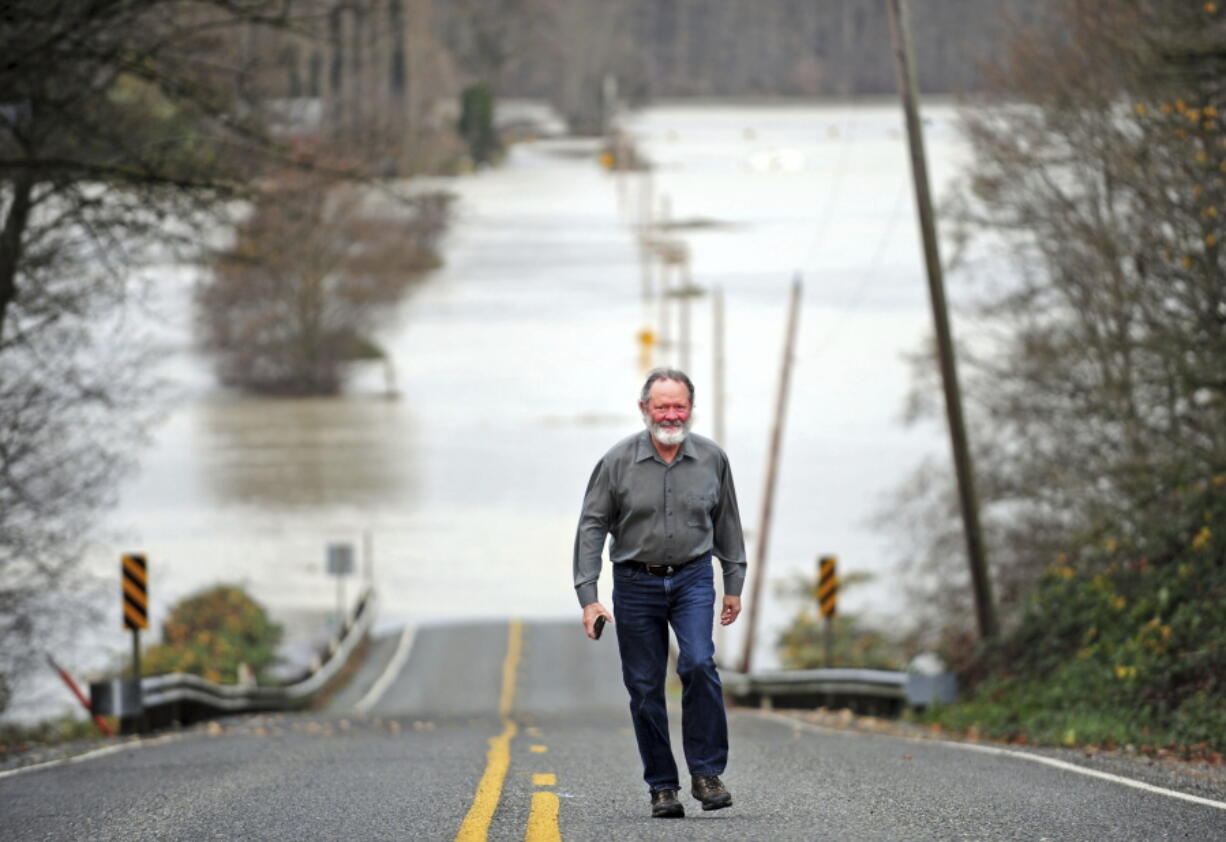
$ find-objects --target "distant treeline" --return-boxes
[476,0,1042,101]
[261,1,1046,145]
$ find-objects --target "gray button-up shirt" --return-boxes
[573,430,748,606]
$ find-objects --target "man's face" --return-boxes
[640,379,693,446]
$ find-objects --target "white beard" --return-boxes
[643,413,692,446]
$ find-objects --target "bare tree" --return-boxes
[197,164,449,394]
[533,0,636,134]
[438,0,534,90]
[0,0,315,711]
[888,0,1226,643]
[450,0,1036,105]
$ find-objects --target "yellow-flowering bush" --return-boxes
[141,585,282,685]
[926,479,1226,756]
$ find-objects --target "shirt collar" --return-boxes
[635,429,697,463]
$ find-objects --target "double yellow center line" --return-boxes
[454,620,560,842]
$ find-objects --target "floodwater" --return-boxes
[22,100,977,720]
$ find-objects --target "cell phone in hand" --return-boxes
[593,615,606,640]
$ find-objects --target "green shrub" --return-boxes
[776,612,908,671]
[141,584,282,684]
[774,571,914,670]
[458,83,502,166]
[927,477,1226,756]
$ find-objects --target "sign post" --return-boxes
[327,543,355,627]
[818,555,838,667]
[121,553,148,733]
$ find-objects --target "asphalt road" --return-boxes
[3,619,1225,841]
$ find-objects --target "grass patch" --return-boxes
[0,713,112,756]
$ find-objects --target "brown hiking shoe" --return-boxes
[650,789,685,818]
[691,775,732,811]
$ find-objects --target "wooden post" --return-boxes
[679,256,692,373]
[614,132,628,216]
[132,629,141,686]
[364,528,374,585]
[658,258,672,363]
[656,194,671,363]
[639,169,653,239]
[886,0,997,640]
[383,355,399,399]
[739,276,802,674]
[638,170,654,302]
[125,628,144,735]
[337,567,345,627]
[640,237,653,302]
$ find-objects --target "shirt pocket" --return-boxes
[684,489,717,527]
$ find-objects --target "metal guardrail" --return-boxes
[91,589,377,731]
[722,666,956,715]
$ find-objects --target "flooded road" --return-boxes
[61,101,971,712]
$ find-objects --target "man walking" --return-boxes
[574,367,747,818]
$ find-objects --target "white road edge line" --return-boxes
[352,624,416,716]
[0,732,186,782]
[755,710,1226,812]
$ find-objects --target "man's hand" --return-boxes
[583,602,614,639]
[720,595,742,626]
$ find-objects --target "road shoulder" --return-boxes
[751,706,1226,806]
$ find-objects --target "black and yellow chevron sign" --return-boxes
[818,555,838,619]
[121,553,148,631]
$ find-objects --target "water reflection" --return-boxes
[195,394,417,509]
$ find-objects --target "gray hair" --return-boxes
[640,367,695,406]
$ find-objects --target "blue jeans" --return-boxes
[612,555,728,792]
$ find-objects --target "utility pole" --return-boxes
[739,276,802,673]
[657,195,673,363]
[679,256,693,373]
[639,170,654,302]
[886,0,997,639]
[363,528,374,585]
